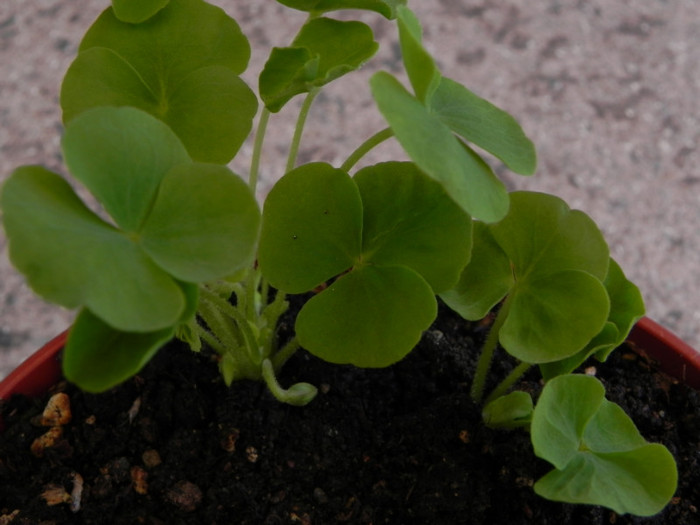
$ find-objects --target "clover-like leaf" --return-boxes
[259,161,469,368]
[431,77,537,175]
[354,162,472,293]
[258,163,363,294]
[275,0,405,18]
[296,265,436,367]
[61,0,257,163]
[1,107,260,334]
[260,18,378,112]
[112,0,170,23]
[442,192,611,364]
[540,258,645,379]
[532,374,677,516]
[371,72,509,223]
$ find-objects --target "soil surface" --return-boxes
[1,301,699,524]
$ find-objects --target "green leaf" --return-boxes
[396,6,440,104]
[61,0,257,163]
[260,18,378,112]
[431,77,537,175]
[61,106,190,233]
[1,167,187,332]
[274,0,405,18]
[540,258,645,379]
[63,308,175,392]
[370,71,509,222]
[482,391,533,429]
[112,0,170,23]
[296,265,436,367]
[258,163,363,293]
[440,222,513,320]
[442,192,611,363]
[354,162,472,293]
[532,374,678,516]
[140,163,260,282]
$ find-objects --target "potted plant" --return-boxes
[1,0,695,522]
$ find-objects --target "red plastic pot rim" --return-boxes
[0,317,698,406]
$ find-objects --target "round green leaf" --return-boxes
[370,71,509,223]
[112,0,170,23]
[296,265,437,367]
[1,167,186,332]
[258,163,363,293]
[275,0,405,18]
[140,163,260,282]
[63,308,175,392]
[354,162,472,293]
[61,0,256,163]
[502,270,610,363]
[61,106,190,233]
[532,375,678,516]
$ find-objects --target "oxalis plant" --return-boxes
[0,0,678,517]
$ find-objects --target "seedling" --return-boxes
[1,0,677,515]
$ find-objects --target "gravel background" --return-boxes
[1,0,698,379]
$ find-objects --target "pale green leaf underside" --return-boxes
[260,18,378,112]
[61,0,256,163]
[354,162,472,293]
[1,167,186,332]
[275,0,405,18]
[111,0,170,23]
[258,163,363,293]
[431,77,537,175]
[532,375,677,516]
[371,71,509,223]
[482,391,533,429]
[296,265,437,367]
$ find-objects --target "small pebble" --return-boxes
[165,481,202,512]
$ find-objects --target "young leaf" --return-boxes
[111,0,170,23]
[61,0,257,163]
[295,265,436,367]
[540,258,645,379]
[274,0,405,18]
[482,391,533,429]
[1,166,187,332]
[442,192,611,364]
[63,309,176,392]
[395,6,440,104]
[532,374,677,516]
[370,71,509,223]
[354,162,472,293]
[430,77,537,175]
[258,163,363,293]
[260,18,378,112]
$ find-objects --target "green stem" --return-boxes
[340,127,394,172]
[249,107,271,193]
[271,335,300,370]
[483,361,533,406]
[286,88,320,173]
[470,297,513,404]
[262,358,318,406]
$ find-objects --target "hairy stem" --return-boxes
[471,297,512,404]
[483,361,533,406]
[340,127,394,172]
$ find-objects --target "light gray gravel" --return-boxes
[1,0,698,379]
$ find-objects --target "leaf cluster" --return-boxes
[0,0,677,515]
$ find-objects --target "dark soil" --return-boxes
[1,301,699,524]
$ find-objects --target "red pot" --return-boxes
[1,318,698,420]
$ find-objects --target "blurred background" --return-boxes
[1,0,698,379]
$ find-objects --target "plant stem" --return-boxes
[286,88,320,173]
[470,297,512,404]
[483,361,533,406]
[271,336,300,370]
[340,127,394,172]
[249,107,270,193]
